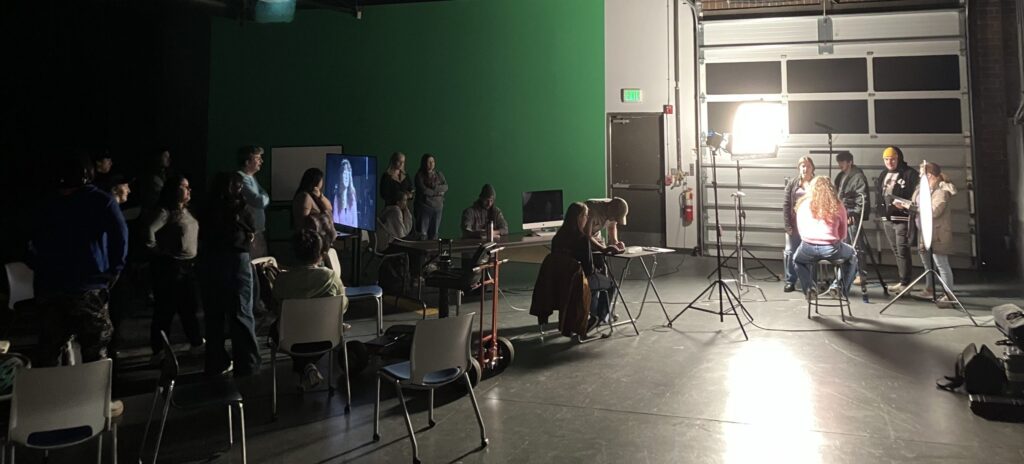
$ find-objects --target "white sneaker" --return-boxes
[110,400,125,417]
[888,283,904,293]
[301,364,324,391]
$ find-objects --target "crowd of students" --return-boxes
[781,146,959,307]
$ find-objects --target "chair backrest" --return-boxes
[5,262,34,310]
[8,359,112,448]
[409,313,475,384]
[278,295,346,354]
[327,248,342,274]
[157,331,180,390]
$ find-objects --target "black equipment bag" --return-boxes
[937,343,1006,395]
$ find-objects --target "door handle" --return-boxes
[612,183,661,191]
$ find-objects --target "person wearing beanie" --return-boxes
[874,146,920,292]
[834,151,870,285]
[461,183,509,239]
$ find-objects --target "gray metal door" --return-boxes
[608,113,666,247]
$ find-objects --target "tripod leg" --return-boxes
[933,274,978,326]
[742,249,781,280]
[721,284,750,340]
[879,270,930,314]
[706,248,738,279]
[668,280,718,327]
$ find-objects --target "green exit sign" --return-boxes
[621,88,643,103]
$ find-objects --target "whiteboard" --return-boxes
[270,145,342,202]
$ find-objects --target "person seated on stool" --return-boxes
[584,197,628,254]
[552,202,616,332]
[910,162,957,308]
[271,217,347,391]
[461,184,509,239]
[793,176,859,301]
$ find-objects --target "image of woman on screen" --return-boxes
[333,159,358,227]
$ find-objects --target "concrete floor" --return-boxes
[9,253,1024,463]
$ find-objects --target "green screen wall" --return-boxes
[208,0,604,238]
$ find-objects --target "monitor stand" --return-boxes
[527,228,557,237]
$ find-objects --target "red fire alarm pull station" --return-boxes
[663,104,673,114]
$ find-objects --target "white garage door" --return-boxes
[698,9,976,269]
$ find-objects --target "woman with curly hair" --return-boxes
[793,176,858,300]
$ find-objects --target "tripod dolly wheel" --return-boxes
[493,337,515,372]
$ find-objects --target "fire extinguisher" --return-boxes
[681,187,694,226]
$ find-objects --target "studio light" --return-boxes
[730,102,787,156]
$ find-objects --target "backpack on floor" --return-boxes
[937,343,1006,395]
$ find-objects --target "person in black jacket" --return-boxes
[834,151,870,284]
[874,146,920,292]
[782,156,816,292]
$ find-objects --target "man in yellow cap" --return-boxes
[873,146,920,292]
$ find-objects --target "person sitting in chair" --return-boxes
[793,177,858,300]
[461,184,509,239]
[584,197,628,254]
[552,202,616,332]
[272,217,347,391]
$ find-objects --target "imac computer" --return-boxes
[522,189,563,236]
[325,153,377,231]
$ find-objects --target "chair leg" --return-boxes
[228,405,234,445]
[340,339,351,414]
[394,381,419,464]
[376,296,384,337]
[138,386,162,461]
[96,433,102,464]
[328,350,336,397]
[238,402,248,464]
[373,374,382,441]
[112,422,118,464]
[463,372,488,448]
[151,383,175,464]
[271,347,279,420]
[428,389,436,427]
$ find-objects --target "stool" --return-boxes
[807,258,853,322]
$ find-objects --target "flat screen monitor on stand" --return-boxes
[325,153,377,232]
[522,189,563,237]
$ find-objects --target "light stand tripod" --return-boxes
[878,161,977,325]
[668,141,752,340]
[706,162,781,283]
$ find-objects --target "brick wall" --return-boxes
[968,0,1019,271]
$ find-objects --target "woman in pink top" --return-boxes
[793,176,858,299]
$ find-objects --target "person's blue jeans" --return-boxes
[202,251,261,376]
[783,232,802,285]
[587,273,617,324]
[794,241,858,295]
[414,204,443,240]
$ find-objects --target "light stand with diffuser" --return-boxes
[878,161,977,325]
